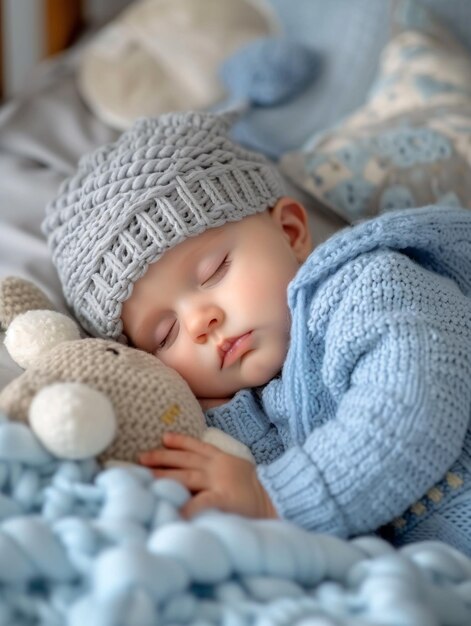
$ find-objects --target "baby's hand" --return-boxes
[138,433,278,520]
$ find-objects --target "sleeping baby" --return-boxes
[43,111,471,555]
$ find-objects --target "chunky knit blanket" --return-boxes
[1,414,470,626]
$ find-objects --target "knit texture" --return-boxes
[0,277,55,330]
[205,388,285,465]
[207,206,471,553]
[0,338,206,463]
[42,112,285,339]
[220,37,323,105]
[1,418,471,624]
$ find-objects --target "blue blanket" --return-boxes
[1,413,470,626]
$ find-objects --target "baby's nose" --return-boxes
[188,305,224,343]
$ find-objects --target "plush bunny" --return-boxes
[0,277,252,464]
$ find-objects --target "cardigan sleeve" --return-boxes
[257,252,471,537]
[205,388,285,465]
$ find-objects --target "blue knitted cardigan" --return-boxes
[206,206,471,553]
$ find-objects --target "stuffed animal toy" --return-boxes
[0,276,253,464]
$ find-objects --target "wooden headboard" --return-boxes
[44,0,84,57]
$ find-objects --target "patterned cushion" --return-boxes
[280,0,471,222]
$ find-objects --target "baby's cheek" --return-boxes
[245,342,286,387]
[158,345,194,384]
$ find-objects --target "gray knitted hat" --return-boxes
[42,111,285,340]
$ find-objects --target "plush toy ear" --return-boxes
[0,276,55,329]
[0,276,81,368]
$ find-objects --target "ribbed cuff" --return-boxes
[257,445,349,537]
[204,390,285,466]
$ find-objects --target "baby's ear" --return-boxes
[0,276,81,369]
[270,197,312,262]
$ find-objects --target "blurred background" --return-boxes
[0,0,130,97]
[1,0,471,316]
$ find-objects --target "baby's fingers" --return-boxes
[153,468,207,492]
[180,491,220,519]
[162,432,216,456]
[138,448,202,468]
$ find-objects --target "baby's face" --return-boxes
[121,200,311,399]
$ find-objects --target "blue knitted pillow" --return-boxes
[280,0,471,222]
[219,37,322,106]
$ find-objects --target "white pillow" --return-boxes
[78,0,279,130]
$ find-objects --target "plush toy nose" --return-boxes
[28,382,117,460]
[5,310,81,369]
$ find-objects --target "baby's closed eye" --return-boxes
[155,319,179,352]
[201,255,230,287]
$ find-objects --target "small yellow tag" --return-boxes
[160,403,181,426]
